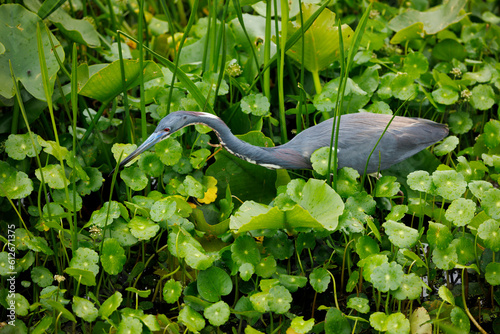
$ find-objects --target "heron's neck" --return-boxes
[192,113,310,169]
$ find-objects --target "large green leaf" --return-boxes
[230,179,344,232]
[25,0,100,47]
[388,0,467,36]
[286,4,354,73]
[0,4,65,101]
[78,59,162,102]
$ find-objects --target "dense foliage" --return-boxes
[0,0,499,333]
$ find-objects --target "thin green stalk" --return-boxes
[161,0,200,114]
[118,30,213,114]
[296,0,305,133]
[210,0,218,73]
[263,0,272,100]
[138,0,146,140]
[248,0,329,92]
[117,32,132,143]
[326,270,340,309]
[70,43,79,252]
[276,0,288,143]
[79,101,111,146]
[328,4,372,189]
[37,24,74,255]
[232,0,262,92]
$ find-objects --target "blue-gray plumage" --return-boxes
[117,111,448,174]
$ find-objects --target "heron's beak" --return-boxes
[116,131,168,170]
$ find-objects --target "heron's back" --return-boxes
[277,113,448,173]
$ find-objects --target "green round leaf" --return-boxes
[31,266,53,287]
[128,216,160,241]
[371,262,404,292]
[5,133,42,160]
[386,312,410,334]
[355,236,380,259]
[120,167,149,191]
[375,176,400,197]
[468,180,493,200]
[183,175,205,198]
[73,296,98,322]
[358,254,388,282]
[448,111,473,134]
[391,73,417,101]
[204,301,230,327]
[69,247,99,276]
[431,170,466,200]
[407,170,431,193]
[485,262,500,285]
[231,235,261,266]
[99,291,123,318]
[450,307,470,333]
[172,156,193,174]
[255,256,277,278]
[150,198,176,222]
[427,222,453,250]
[477,219,500,252]
[239,263,255,281]
[434,136,458,156]
[163,279,182,304]
[309,267,330,293]
[393,273,422,300]
[370,312,388,332]
[482,188,500,220]
[383,220,419,248]
[263,230,293,260]
[190,148,211,169]
[432,86,458,105]
[156,138,182,166]
[432,244,457,270]
[290,316,315,334]
[268,285,292,314]
[117,316,142,334]
[470,84,495,110]
[445,198,476,227]
[403,52,428,78]
[484,119,500,149]
[100,238,127,275]
[138,152,164,176]
[0,162,33,199]
[89,201,122,227]
[311,147,336,176]
[347,297,370,313]
[179,306,205,332]
[336,167,360,197]
[241,93,270,117]
[35,164,69,189]
[366,101,393,114]
[197,266,232,302]
[278,275,308,293]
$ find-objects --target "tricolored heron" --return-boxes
[116,111,448,174]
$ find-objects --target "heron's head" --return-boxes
[115,111,210,170]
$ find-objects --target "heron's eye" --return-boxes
[164,127,171,132]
